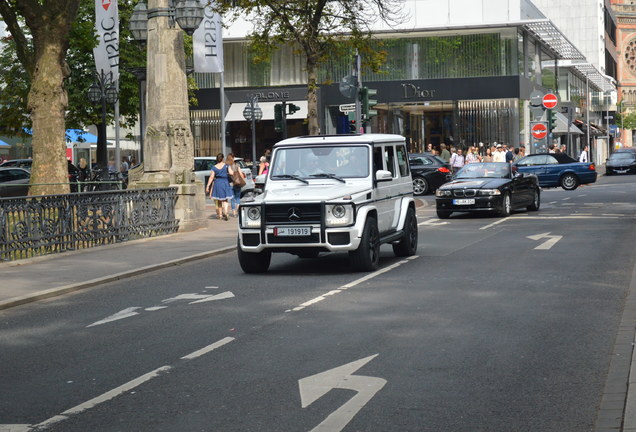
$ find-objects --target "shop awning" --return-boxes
[552,112,583,135]
[225,101,308,122]
[574,119,603,136]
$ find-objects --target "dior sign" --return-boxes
[402,84,436,99]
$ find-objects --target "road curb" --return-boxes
[0,245,236,311]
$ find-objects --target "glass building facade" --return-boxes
[191,25,605,158]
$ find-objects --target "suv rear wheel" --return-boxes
[349,217,380,271]
[393,207,418,257]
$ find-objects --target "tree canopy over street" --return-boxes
[223,0,407,135]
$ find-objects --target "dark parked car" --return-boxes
[0,167,31,197]
[606,151,636,175]
[513,153,597,190]
[409,153,451,195]
[435,162,540,219]
[0,158,80,191]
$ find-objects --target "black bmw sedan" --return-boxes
[605,151,636,175]
[409,153,451,195]
[435,162,540,219]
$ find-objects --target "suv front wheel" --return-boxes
[349,217,380,271]
[237,238,272,273]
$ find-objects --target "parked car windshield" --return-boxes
[609,152,635,161]
[455,162,511,179]
[271,145,369,179]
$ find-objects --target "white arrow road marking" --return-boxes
[88,291,234,327]
[0,425,31,432]
[161,291,234,304]
[87,307,141,327]
[299,354,386,432]
[189,291,235,304]
[527,232,563,250]
[418,219,448,226]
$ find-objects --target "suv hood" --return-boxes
[260,182,368,203]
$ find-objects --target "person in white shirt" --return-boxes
[579,145,589,163]
[450,149,465,174]
[492,145,506,163]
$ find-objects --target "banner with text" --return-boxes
[193,3,224,73]
[93,0,119,81]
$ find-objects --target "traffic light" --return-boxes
[348,112,356,133]
[287,103,300,115]
[360,86,378,120]
[547,109,557,132]
[274,103,283,133]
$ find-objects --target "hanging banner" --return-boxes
[93,0,119,81]
[193,2,224,73]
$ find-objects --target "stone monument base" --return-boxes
[130,172,208,233]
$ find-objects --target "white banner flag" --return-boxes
[93,0,119,81]
[193,3,224,73]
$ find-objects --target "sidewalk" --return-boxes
[0,204,238,311]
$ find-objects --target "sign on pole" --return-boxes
[531,123,548,140]
[542,93,558,110]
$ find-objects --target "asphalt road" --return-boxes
[1,175,636,432]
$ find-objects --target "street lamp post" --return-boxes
[242,95,263,166]
[87,70,119,175]
[128,0,207,231]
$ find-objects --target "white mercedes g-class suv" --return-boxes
[237,134,418,273]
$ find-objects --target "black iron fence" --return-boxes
[0,188,179,261]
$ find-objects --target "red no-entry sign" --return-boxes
[531,123,548,140]
[542,93,558,109]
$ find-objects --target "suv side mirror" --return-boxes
[375,170,393,182]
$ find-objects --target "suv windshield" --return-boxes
[270,145,369,179]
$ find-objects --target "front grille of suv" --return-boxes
[264,204,322,224]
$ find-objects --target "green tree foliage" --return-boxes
[615,101,636,131]
[222,0,406,135]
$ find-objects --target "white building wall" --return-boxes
[531,0,606,72]
[225,0,532,38]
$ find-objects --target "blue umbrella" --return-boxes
[0,139,10,147]
[66,129,98,143]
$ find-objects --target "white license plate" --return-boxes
[274,226,312,236]
[453,198,475,205]
[617,169,628,173]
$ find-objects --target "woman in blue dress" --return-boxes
[205,153,234,220]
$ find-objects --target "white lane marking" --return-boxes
[32,337,234,428]
[87,307,141,327]
[480,219,508,230]
[285,259,415,313]
[145,306,168,311]
[34,366,172,429]
[181,337,235,360]
[299,354,386,432]
[527,232,563,250]
[562,197,571,200]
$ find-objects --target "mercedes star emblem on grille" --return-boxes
[288,207,301,221]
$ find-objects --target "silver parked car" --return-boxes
[193,156,255,197]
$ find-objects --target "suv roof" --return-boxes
[274,134,406,147]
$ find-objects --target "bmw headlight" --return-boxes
[326,204,354,227]
[241,206,261,228]
[478,189,501,196]
[436,189,452,197]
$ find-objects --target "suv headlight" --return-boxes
[477,189,501,196]
[436,189,452,197]
[241,206,261,228]
[326,204,354,227]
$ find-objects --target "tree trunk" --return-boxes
[28,28,71,196]
[306,58,320,136]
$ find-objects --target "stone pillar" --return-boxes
[130,0,207,232]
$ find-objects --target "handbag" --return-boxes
[233,164,246,187]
